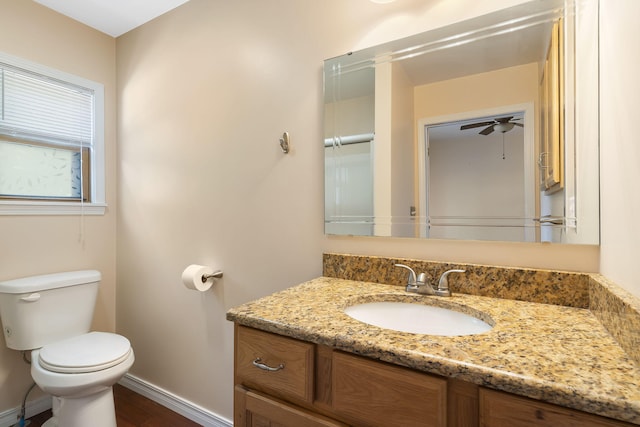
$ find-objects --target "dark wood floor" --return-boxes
[27,384,202,427]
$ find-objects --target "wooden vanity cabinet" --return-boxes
[479,388,636,427]
[234,325,471,427]
[234,325,634,427]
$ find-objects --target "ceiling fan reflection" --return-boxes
[460,116,523,135]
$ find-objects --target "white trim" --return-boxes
[0,201,106,215]
[119,374,232,427]
[417,102,536,241]
[0,375,230,427]
[92,83,106,205]
[0,51,101,92]
[0,395,51,427]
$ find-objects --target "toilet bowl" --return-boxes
[0,271,135,427]
[31,332,135,427]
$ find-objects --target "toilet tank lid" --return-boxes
[0,270,101,294]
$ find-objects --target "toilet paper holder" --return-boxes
[202,270,223,283]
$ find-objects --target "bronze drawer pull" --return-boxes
[252,358,285,372]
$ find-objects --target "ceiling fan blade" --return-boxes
[495,116,514,123]
[514,123,524,127]
[479,125,495,135]
[460,121,494,130]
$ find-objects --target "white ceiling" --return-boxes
[34,0,190,37]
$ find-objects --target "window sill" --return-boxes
[0,201,107,216]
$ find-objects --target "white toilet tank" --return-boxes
[0,270,101,350]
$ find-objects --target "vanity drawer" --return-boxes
[479,388,635,427]
[235,385,348,427]
[235,325,314,404]
[332,351,447,427]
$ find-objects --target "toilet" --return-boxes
[0,270,134,427]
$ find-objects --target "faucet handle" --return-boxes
[394,264,417,286]
[416,272,427,285]
[435,269,466,296]
[395,264,429,293]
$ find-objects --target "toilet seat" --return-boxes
[39,332,131,374]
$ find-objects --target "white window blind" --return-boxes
[0,64,94,147]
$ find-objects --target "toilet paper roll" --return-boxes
[181,264,214,291]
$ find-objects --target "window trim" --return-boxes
[0,51,105,215]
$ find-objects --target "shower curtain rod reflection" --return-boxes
[324,132,374,147]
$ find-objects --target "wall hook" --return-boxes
[279,132,290,154]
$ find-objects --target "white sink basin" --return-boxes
[344,301,492,336]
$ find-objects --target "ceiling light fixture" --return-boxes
[494,122,515,133]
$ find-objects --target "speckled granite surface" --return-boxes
[322,253,640,367]
[227,277,640,424]
[590,274,640,366]
[323,253,590,308]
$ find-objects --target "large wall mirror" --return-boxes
[324,0,599,244]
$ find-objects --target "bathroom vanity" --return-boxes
[227,254,640,427]
[232,326,634,427]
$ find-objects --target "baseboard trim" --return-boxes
[0,394,51,427]
[118,374,232,427]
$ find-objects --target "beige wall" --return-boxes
[413,63,538,120]
[115,0,332,417]
[391,60,415,238]
[0,0,116,413]
[600,1,640,297]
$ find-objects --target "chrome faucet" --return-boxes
[394,264,429,294]
[395,264,466,297]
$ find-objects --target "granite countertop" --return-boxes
[226,277,640,425]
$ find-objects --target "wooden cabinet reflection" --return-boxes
[540,19,564,193]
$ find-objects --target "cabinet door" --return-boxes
[235,386,349,427]
[332,351,447,427]
[479,388,634,427]
[448,379,479,427]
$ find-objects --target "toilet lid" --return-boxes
[39,332,131,374]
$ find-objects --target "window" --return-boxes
[0,51,105,215]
